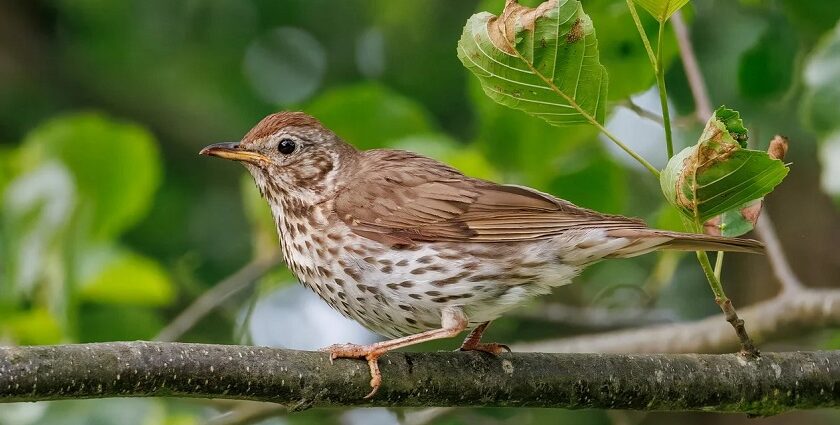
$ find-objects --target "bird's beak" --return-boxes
[199,142,267,164]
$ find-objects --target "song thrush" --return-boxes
[201,111,763,397]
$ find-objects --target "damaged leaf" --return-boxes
[458,0,608,126]
[633,0,690,23]
[703,135,789,237]
[660,107,789,226]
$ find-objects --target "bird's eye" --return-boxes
[277,138,297,155]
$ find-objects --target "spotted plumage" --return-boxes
[201,111,764,397]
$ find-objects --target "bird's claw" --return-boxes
[320,342,383,398]
[459,342,511,356]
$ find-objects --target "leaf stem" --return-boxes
[504,39,661,178]
[656,21,675,158]
[714,251,725,280]
[696,250,759,358]
[626,0,657,68]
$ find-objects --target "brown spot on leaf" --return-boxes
[487,0,559,54]
[566,18,584,44]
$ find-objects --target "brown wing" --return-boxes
[333,150,647,246]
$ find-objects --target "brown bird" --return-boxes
[201,111,763,397]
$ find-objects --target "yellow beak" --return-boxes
[199,142,268,164]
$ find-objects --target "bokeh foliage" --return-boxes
[1,0,840,424]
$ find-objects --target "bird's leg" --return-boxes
[458,321,511,355]
[320,307,468,398]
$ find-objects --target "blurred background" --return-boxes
[2,0,840,424]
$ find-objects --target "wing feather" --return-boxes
[333,150,647,245]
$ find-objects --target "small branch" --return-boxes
[205,401,287,425]
[2,342,840,413]
[516,303,677,329]
[755,214,803,293]
[621,98,664,126]
[516,288,840,354]
[155,255,283,342]
[695,251,759,357]
[672,11,713,121]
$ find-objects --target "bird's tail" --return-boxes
[606,228,764,258]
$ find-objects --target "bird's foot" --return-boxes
[320,343,383,399]
[459,342,511,356]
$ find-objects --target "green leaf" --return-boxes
[2,308,63,345]
[78,248,175,307]
[660,107,789,223]
[19,113,162,240]
[390,133,500,181]
[737,16,798,101]
[306,83,435,149]
[633,0,690,22]
[467,78,598,188]
[458,0,608,126]
[717,200,763,237]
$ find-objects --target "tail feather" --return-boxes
[606,229,764,258]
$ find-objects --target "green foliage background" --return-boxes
[1,0,840,424]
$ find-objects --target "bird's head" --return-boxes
[201,112,357,204]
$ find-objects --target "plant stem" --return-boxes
[626,0,657,68]
[696,251,759,358]
[656,21,675,158]
[714,251,725,281]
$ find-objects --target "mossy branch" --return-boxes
[2,342,840,414]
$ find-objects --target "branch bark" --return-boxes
[2,342,840,414]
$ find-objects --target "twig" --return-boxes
[755,214,803,293]
[672,11,713,121]
[516,303,677,329]
[3,342,840,413]
[621,98,664,126]
[155,255,283,342]
[515,288,839,354]
[204,401,287,425]
[696,251,759,358]
[672,8,761,357]
[403,408,455,425]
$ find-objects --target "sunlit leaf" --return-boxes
[19,113,162,240]
[633,0,690,22]
[78,248,175,307]
[2,308,63,345]
[458,0,608,126]
[660,106,788,223]
[390,133,500,181]
[306,83,435,149]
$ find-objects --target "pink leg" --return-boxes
[321,308,468,398]
[458,321,510,355]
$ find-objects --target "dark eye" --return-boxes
[277,138,296,155]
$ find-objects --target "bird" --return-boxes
[200,111,763,398]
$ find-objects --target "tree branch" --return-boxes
[2,342,840,414]
[672,11,713,121]
[516,289,840,354]
[155,255,283,342]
